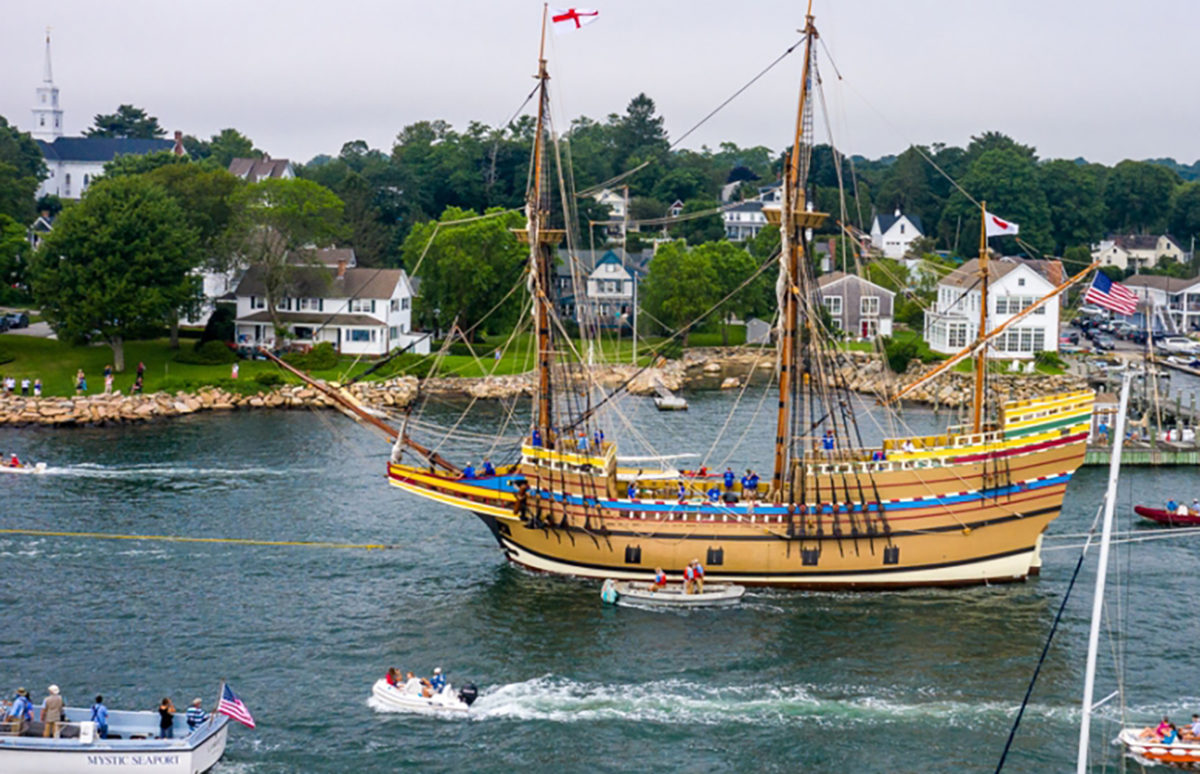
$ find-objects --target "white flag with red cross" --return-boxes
[552,8,599,34]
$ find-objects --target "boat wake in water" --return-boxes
[369,675,1141,727]
[48,463,323,481]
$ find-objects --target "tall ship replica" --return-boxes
[369,5,1095,588]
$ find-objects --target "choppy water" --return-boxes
[2,390,1198,772]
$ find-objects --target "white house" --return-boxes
[591,188,626,219]
[1123,274,1200,332]
[233,261,429,356]
[582,251,637,327]
[27,33,182,199]
[869,209,924,260]
[228,155,295,183]
[723,200,767,241]
[817,272,894,340]
[1092,234,1186,272]
[924,257,1059,359]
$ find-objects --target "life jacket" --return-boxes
[695,564,705,577]
[654,571,666,585]
[684,565,695,581]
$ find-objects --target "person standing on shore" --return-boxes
[33,378,42,397]
[19,378,29,396]
[75,369,86,394]
[231,362,239,379]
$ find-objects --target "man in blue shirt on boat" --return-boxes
[482,459,495,477]
[186,698,208,730]
[461,462,475,479]
[6,687,33,733]
[90,696,109,738]
[531,428,542,447]
[724,467,735,490]
[430,667,446,694]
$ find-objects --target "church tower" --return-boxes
[31,29,63,141]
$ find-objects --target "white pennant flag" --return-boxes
[551,8,600,34]
[984,211,1019,237]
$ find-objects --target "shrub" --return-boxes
[283,342,339,371]
[1035,350,1065,370]
[656,340,683,360]
[0,345,13,365]
[254,371,284,387]
[175,339,236,365]
[883,336,918,373]
[200,304,236,345]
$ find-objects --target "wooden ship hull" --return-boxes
[387,390,1092,588]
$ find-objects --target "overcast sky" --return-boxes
[2,0,1197,167]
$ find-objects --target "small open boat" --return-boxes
[1134,505,1200,526]
[369,678,477,715]
[600,579,745,608]
[0,706,230,774]
[0,462,46,476]
[1118,728,1200,767]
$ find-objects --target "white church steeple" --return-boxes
[32,28,63,141]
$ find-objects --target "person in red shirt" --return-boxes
[652,567,667,590]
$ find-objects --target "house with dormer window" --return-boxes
[869,209,924,259]
[817,272,894,340]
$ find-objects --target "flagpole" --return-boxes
[214,680,225,724]
[972,200,989,433]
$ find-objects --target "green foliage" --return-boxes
[1062,245,1093,274]
[938,148,1052,254]
[254,371,284,387]
[283,342,339,371]
[200,305,236,345]
[85,104,166,139]
[654,339,683,360]
[1034,350,1065,370]
[29,176,201,371]
[1169,181,1200,244]
[1039,160,1105,254]
[401,206,525,337]
[640,241,720,343]
[185,128,260,167]
[175,339,236,365]
[0,345,14,365]
[0,214,29,294]
[0,116,45,223]
[101,150,188,178]
[1104,160,1178,234]
[882,330,941,374]
[668,199,724,244]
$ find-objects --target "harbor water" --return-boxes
[2,389,1198,772]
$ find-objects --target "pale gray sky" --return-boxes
[2,0,1197,166]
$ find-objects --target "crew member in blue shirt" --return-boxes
[531,428,543,447]
[577,431,589,452]
[90,695,109,738]
[742,469,760,500]
[482,459,496,477]
[7,687,33,732]
[677,481,688,500]
[430,667,446,694]
[593,429,604,449]
[627,480,638,499]
[1168,499,1180,513]
[185,698,208,730]
[707,486,721,502]
[822,430,835,452]
[461,462,475,479]
[723,467,735,490]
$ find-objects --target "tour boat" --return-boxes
[600,578,745,608]
[369,679,477,715]
[1134,505,1200,526]
[0,707,229,774]
[1118,729,1200,768]
[0,462,47,476]
[278,4,1097,589]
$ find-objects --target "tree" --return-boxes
[85,104,166,139]
[0,163,39,224]
[0,115,46,223]
[29,176,200,371]
[669,198,724,245]
[207,129,259,167]
[228,178,346,336]
[0,214,28,299]
[399,206,525,338]
[938,148,1053,255]
[696,241,759,344]
[640,241,719,345]
[101,150,189,178]
[1039,160,1105,254]
[1103,160,1179,234]
[1169,182,1200,248]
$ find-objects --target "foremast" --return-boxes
[972,201,990,432]
[769,4,828,501]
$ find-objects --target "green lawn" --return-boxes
[0,331,672,397]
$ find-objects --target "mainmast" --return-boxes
[972,201,989,432]
[769,4,826,499]
[524,5,563,448]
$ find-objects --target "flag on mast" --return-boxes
[1083,272,1138,316]
[551,8,599,33]
[984,211,1019,237]
[216,684,255,728]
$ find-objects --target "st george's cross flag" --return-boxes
[984,211,1020,237]
[1083,272,1138,316]
[551,8,599,33]
[216,684,256,728]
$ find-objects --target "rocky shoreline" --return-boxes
[0,348,1087,427]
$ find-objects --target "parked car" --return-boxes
[1093,334,1117,351]
[1060,331,1080,345]
[1158,336,1200,355]
[1111,322,1137,340]
[2,312,29,329]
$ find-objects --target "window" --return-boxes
[299,298,323,312]
[824,296,843,316]
[389,326,398,339]
[861,296,880,316]
[948,322,969,348]
[293,326,313,340]
[624,545,642,564]
[349,329,372,342]
[401,298,410,310]
[390,299,399,312]
[706,547,724,566]
[1018,277,1026,287]
[250,296,266,310]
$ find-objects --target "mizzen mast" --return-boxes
[768,3,828,500]
[972,201,989,432]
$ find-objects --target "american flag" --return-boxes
[216,684,255,728]
[1083,272,1138,316]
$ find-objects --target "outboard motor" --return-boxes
[458,683,479,707]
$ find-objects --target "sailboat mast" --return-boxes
[530,4,554,446]
[972,201,989,433]
[770,5,817,499]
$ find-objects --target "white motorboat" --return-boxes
[369,678,478,715]
[0,707,229,774]
[0,462,46,475]
[601,579,745,608]
[1118,727,1200,767]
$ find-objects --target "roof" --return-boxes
[234,265,408,299]
[1122,274,1200,292]
[939,257,1054,289]
[228,156,293,182]
[873,211,924,235]
[555,249,651,279]
[37,136,175,163]
[1109,234,1182,251]
[290,246,356,268]
[727,200,764,214]
[236,311,384,327]
[817,271,895,296]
